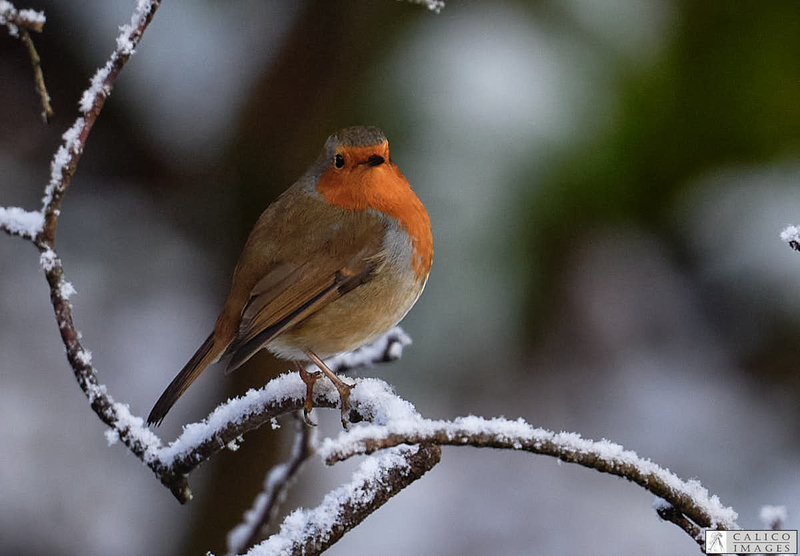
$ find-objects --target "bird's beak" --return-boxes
[365,154,385,167]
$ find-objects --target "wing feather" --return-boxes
[222,208,387,372]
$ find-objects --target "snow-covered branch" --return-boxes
[1,0,161,236]
[0,1,45,34]
[235,444,441,556]
[780,225,800,252]
[188,375,739,552]
[654,499,705,546]
[0,0,176,500]
[227,415,316,556]
[38,0,161,245]
[318,409,739,541]
[152,362,413,502]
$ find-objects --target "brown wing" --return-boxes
[223,208,387,372]
[146,189,388,426]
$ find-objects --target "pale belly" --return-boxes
[265,264,426,361]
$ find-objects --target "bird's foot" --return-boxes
[303,349,353,429]
[297,366,322,427]
[332,379,352,430]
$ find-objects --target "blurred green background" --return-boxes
[2,1,800,555]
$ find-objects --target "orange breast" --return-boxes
[316,157,433,279]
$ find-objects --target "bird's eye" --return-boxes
[334,153,345,169]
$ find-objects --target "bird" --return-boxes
[147,126,433,426]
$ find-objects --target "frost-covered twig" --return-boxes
[0,358,397,504]
[156,374,407,500]
[227,415,316,556]
[780,225,800,252]
[3,0,174,502]
[0,1,52,121]
[236,444,441,556]
[0,206,44,239]
[0,1,45,33]
[1,0,161,237]
[26,0,168,496]
[0,0,174,497]
[37,0,161,245]
[319,413,740,542]
[20,27,53,121]
[654,499,704,546]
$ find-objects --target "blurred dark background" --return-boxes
[2,1,800,555]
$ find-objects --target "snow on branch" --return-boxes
[0,206,44,239]
[155,333,409,469]
[0,329,408,504]
[319,411,740,537]
[182,375,739,552]
[0,1,45,34]
[153,359,415,501]
[227,415,316,556]
[654,499,705,546]
[234,444,441,556]
[780,225,800,252]
[38,0,161,245]
[157,374,337,478]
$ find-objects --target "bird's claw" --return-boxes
[303,408,317,427]
[336,381,352,429]
[298,368,322,427]
[298,351,354,429]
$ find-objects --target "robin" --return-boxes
[147,126,433,426]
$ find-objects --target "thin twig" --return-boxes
[8,0,170,496]
[1,2,52,121]
[240,444,441,556]
[2,0,181,501]
[20,29,53,121]
[227,414,316,555]
[37,246,189,500]
[36,0,161,246]
[0,1,45,34]
[655,499,705,547]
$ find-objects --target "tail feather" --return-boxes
[147,333,220,426]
